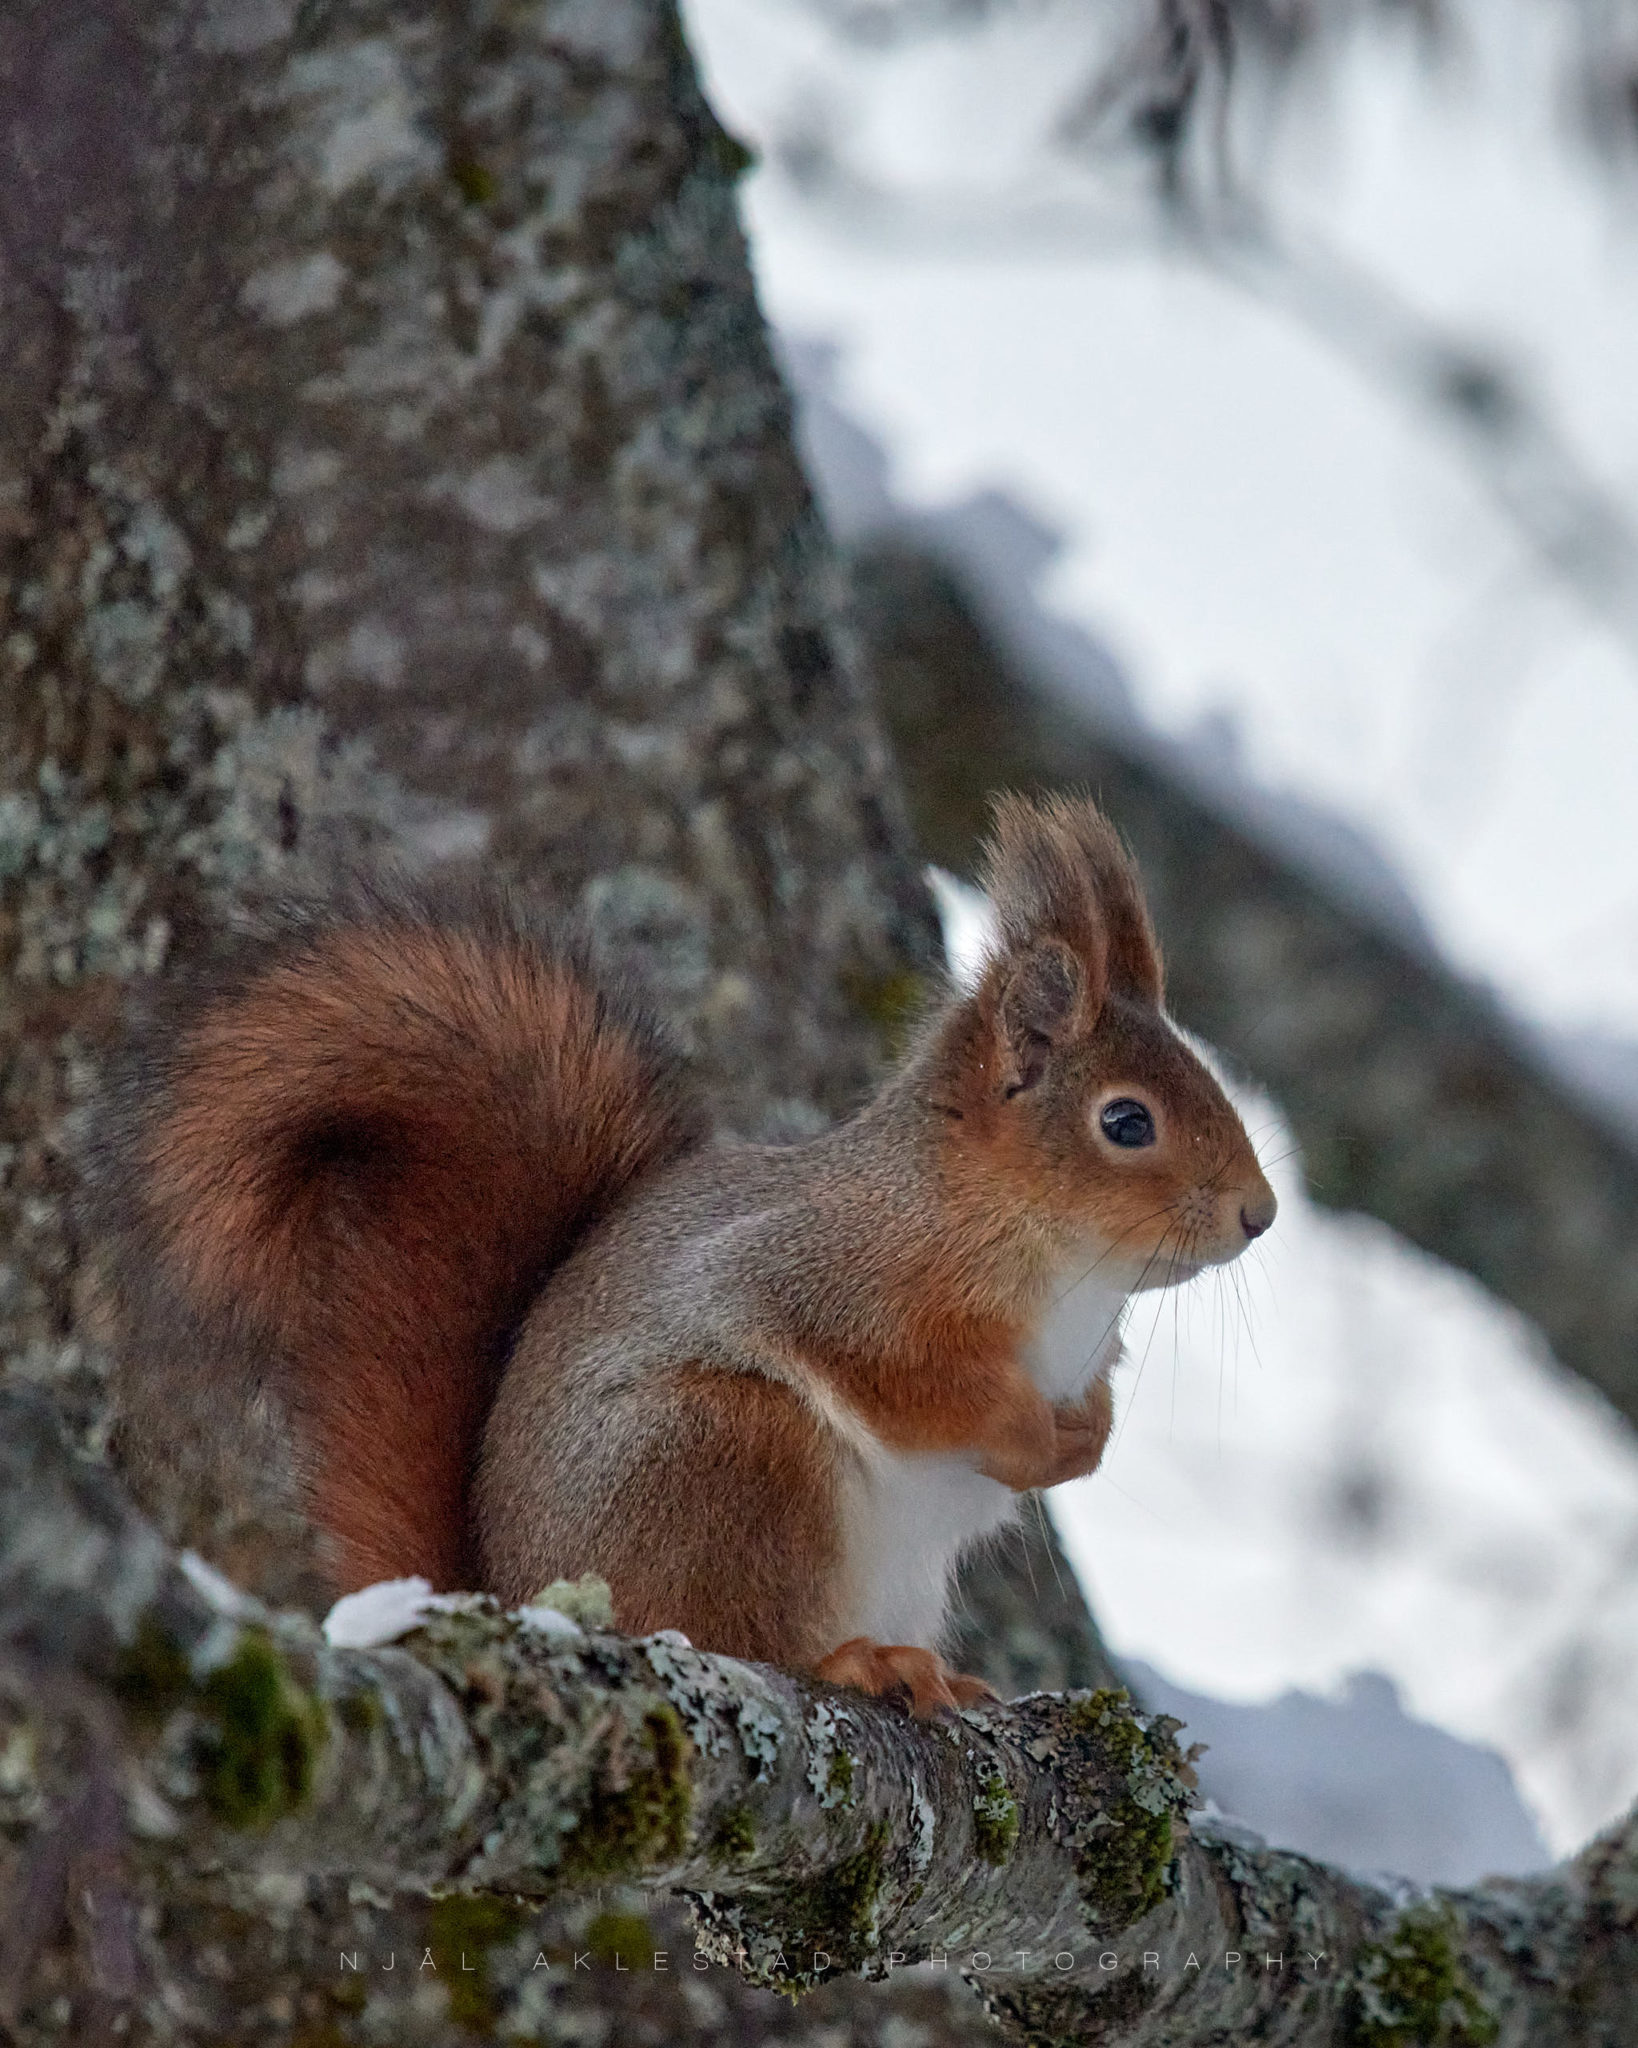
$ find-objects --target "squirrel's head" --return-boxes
[934,793,1275,1293]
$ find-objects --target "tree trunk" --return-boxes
[0,2,979,2038]
[0,0,931,1390]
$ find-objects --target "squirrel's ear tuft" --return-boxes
[998,940,1084,1095]
[980,791,1162,1009]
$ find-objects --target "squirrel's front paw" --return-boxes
[974,1395,1059,1491]
[976,1376,1113,1491]
[1039,1375,1114,1487]
[815,1637,997,1716]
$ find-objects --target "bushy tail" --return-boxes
[93,883,703,1594]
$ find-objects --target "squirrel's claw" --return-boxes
[815,1636,998,1717]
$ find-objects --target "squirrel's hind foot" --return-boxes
[814,1636,997,1717]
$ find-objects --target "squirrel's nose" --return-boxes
[1240,1187,1277,1240]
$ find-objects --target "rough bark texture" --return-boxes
[0,0,932,1435]
[2,1387,1633,2048]
[858,540,1638,1435]
[0,3,1109,2037]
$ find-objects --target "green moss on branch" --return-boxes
[712,1805,757,1859]
[114,1618,328,1829]
[557,1700,692,1883]
[198,1630,329,1828]
[426,1893,536,2032]
[1348,1905,1500,2048]
[972,1772,1020,1866]
[1067,1688,1193,1928]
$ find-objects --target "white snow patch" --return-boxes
[179,1550,258,1617]
[926,866,996,990]
[322,1576,462,1649]
[514,1605,587,1642]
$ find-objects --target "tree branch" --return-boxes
[3,1389,1633,2045]
[772,110,1638,683]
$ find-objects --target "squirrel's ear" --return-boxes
[980,791,1161,1008]
[997,939,1086,1097]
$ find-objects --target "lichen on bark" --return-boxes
[1,1387,1632,2047]
[0,4,942,2036]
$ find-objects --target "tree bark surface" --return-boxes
[0,3,956,2037]
[0,0,932,1400]
[2,1387,1631,2048]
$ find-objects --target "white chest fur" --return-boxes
[1030,1259,1129,1404]
[840,1450,1018,1649]
[832,1258,1130,1651]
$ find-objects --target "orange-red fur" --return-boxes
[753,798,1217,1484]
[114,893,699,1592]
[100,798,1274,1717]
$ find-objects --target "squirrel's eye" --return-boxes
[1099,1099,1156,1149]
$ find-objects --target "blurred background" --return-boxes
[684,0,1638,1882]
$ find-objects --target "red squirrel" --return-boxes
[96,794,1274,1714]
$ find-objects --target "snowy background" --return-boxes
[685,0,1638,1874]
